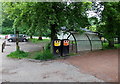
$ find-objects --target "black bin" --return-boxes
[52,39,62,56]
[62,39,69,56]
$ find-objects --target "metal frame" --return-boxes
[97,35,103,50]
[87,33,103,51]
[66,31,103,52]
[85,34,92,51]
[67,32,78,53]
[76,40,101,41]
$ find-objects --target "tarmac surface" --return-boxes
[0,38,103,82]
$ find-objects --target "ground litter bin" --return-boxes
[62,39,69,56]
[52,39,62,56]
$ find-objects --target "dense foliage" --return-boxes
[2,2,91,40]
[2,2,120,48]
[98,2,120,47]
[87,2,120,48]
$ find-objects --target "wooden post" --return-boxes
[16,30,20,51]
[2,41,6,53]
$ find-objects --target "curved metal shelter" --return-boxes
[57,29,103,53]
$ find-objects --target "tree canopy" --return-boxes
[2,2,91,40]
[98,2,120,47]
[2,1,120,48]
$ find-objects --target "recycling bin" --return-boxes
[52,39,62,56]
[62,39,69,56]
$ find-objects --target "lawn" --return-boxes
[28,38,50,44]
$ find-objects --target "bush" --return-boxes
[7,50,28,59]
[114,44,120,48]
[45,42,51,50]
[33,49,54,60]
[103,43,120,49]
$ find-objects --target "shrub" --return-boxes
[103,43,120,49]
[7,50,28,59]
[114,44,120,48]
[33,49,54,60]
[45,42,51,50]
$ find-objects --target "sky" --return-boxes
[87,1,104,20]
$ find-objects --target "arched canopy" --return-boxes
[57,30,102,52]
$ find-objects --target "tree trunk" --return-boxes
[16,30,20,51]
[38,36,42,40]
[16,41,20,51]
[118,37,120,44]
[30,35,33,39]
[108,40,114,48]
[50,24,58,41]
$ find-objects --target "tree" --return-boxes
[88,17,99,32]
[86,2,120,47]
[3,2,91,50]
[0,2,2,34]
[2,15,14,34]
[98,2,120,47]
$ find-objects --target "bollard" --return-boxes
[42,47,44,51]
[2,41,6,53]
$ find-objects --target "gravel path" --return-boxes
[61,50,118,82]
[0,39,103,82]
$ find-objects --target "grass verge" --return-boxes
[7,50,28,59]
